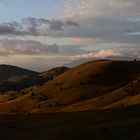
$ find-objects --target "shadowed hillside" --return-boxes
[0,66,70,93]
[0,105,140,140]
[0,64,38,81]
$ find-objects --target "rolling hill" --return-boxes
[0,66,70,93]
[0,60,140,114]
[0,60,140,140]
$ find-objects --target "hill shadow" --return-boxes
[0,104,140,140]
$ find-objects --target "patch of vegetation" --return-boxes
[31,91,49,101]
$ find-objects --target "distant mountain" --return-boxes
[65,58,96,68]
[0,64,38,81]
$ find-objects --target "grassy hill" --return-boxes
[0,60,140,114]
[0,60,140,140]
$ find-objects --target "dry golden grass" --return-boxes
[1,60,140,114]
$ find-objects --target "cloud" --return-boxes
[74,48,140,60]
[65,20,80,27]
[63,0,140,17]
[0,21,27,35]
[4,16,137,46]
[0,17,80,36]
[59,0,140,44]
[126,32,140,35]
[0,5,139,45]
[0,38,60,56]
[0,38,86,56]
[42,16,140,45]
[0,0,139,53]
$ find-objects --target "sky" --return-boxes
[0,0,140,71]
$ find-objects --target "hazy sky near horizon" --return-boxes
[0,0,140,71]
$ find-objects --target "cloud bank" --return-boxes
[0,0,140,70]
[74,48,140,60]
[0,17,80,36]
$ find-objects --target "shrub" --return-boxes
[60,87,63,91]
[38,94,48,101]
[121,103,124,108]
[56,102,61,106]
[37,105,41,109]
[11,109,15,113]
